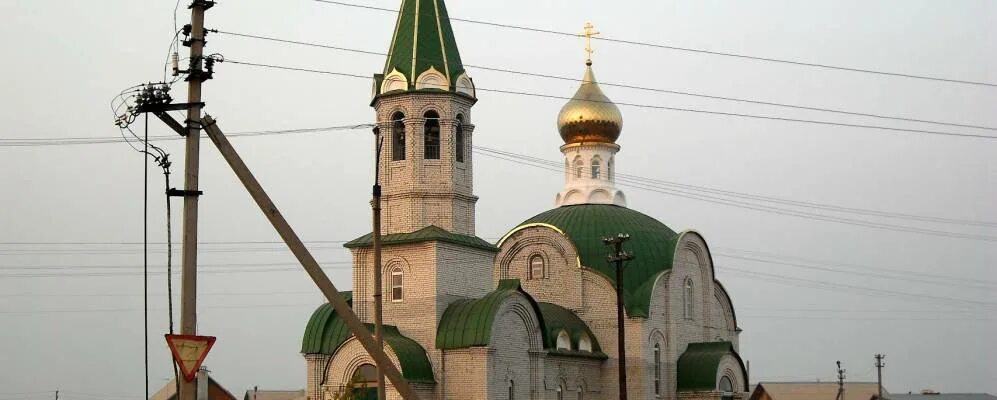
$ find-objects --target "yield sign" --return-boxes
[165,334,216,382]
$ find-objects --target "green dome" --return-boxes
[508,204,680,318]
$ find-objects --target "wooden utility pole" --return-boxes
[372,129,386,400]
[604,234,634,400]
[179,1,213,399]
[200,115,420,399]
[875,354,886,399]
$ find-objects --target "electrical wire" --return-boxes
[220,59,997,140]
[215,30,997,133]
[313,0,997,88]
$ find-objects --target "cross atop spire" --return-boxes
[582,22,600,66]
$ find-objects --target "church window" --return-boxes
[508,380,515,400]
[424,111,441,160]
[573,156,584,179]
[556,330,571,350]
[529,255,545,280]
[654,343,662,396]
[719,375,734,400]
[391,112,406,161]
[591,157,601,179]
[577,386,584,400]
[390,269,404,302]
[352,363,378,389]
[683,278,694,319]
[557,386,564,400]
[608,157,615,182]
[578,333,592,352]
[455,115,465,163]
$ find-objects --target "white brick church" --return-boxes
[300,1,748,399]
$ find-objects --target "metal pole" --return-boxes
[604,234,633,400]
[179,2,208,399]
[836,361,846,400]
[372,128,386,400]
[200,115,420,399]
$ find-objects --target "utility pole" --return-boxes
[372,129,386,400]
[54,390,58,400]
[875,354,886,399]
[835,360,846,400]
[179,1,214,400]
[604,233,634,400]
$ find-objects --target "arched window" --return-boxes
[683,278,694,319]
[455,115,465,163]
[573,157,584,179]
[653,343,662,395]
[591,157,601,179]
[529,255,545,280]
[577,386,584,400]
[608,157,615,182]
[390,269,404,302]
[508,380,515,400]
[578,333,593,352]
[556,330,571,350]
[719,375,734,400]
[352,363,378,389]
[557,386,564,400]
[391,112,406,161]
[424,111,440,160]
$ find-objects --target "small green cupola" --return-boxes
[373,0,475,99]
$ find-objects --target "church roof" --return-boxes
[508,204,679,318]
[344,225,497,253]
[676,342,749,393]
[300,293,435,384]
[376,0,465,95]
[436,279,550,350]
[538,302,607,359]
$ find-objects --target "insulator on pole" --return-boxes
[171,52,180,77]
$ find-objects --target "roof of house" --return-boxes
[506,204,680,317]
[345,225,497,253]
[242,390,306,400]
[890,394,997,400]
[751,382,883,400]
[676,342,748,392]
[150,376,237,400]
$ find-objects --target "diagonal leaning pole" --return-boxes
[199,114,420,400]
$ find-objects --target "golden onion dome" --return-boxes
[557,64,623,144]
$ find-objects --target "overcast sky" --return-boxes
[1,0,995,399]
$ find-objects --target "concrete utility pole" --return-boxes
[835,360,846,400]
[199,115,420,399]
[372,129,386,400]
[875,354,886,399]
[604,234,634,400]
[179,1,213,399]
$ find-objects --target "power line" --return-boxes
[215,29,997,133]
[313,0,997,88]
[221,59,997,140]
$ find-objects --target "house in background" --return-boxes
[890,393,997,400]
[749,382,884,400]
[150,371,237,400]
[242,388,306,400]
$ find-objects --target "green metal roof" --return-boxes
[676,342,748,392]
[538,302,608,359]
[510,204,679,318]
[436,279,548,349]
[300,294,435,384]
[344,225,497,253]
[379,0,465,92]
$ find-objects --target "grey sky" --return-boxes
[1,0,994,398]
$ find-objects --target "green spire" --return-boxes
[381,0,466,92]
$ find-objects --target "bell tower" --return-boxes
[370,0,478,236]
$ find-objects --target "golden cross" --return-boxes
[582,22,600,64]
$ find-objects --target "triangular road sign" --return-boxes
[165,334,216,381]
